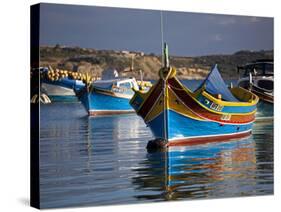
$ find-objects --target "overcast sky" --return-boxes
[39,3,273,56]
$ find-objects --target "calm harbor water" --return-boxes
[39,81,273,209]
[40,104,273,208]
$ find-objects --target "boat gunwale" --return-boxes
[170,77,258,116]
[168,88,256,124]
[91,86,133,99]
[172,76,259,108]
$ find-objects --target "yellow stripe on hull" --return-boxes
[202,88,258,106]
[167,87,205,121]
[131,82,159,112]
[145,85,206,123]
[172,78,258,115]
[144,92,164,123]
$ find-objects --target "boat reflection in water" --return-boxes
[40,102,273,208]
[132,133,272,201]
[86,114,148,155]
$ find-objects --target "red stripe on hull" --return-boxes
[168,78,255,124]
[167,130,252,147]
[138,80,163,118]
[88,110,135,116]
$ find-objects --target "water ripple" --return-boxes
[39,103,273,208]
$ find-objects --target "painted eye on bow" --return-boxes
[204,99,210,105]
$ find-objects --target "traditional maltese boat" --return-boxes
[77,69,152,116]
[130,44,259,146]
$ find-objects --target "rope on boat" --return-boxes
[167,84,185,91]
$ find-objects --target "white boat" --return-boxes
[237,60,273,117]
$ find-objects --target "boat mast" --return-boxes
[160,11,164,66]
[163,43,169,142]
[164,43,169,68]
[160,11,169,142]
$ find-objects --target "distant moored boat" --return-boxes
[39,67,85,102]
[237,60,273,117]
[77,69,151,116]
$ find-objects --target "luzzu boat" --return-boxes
[77,69,151,116]
[130,44,259,146]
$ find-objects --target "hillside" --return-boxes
[39,45,273,80]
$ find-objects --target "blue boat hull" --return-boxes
[147,109,253,144]
[79,90,134,115]
[48,95,79,102]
